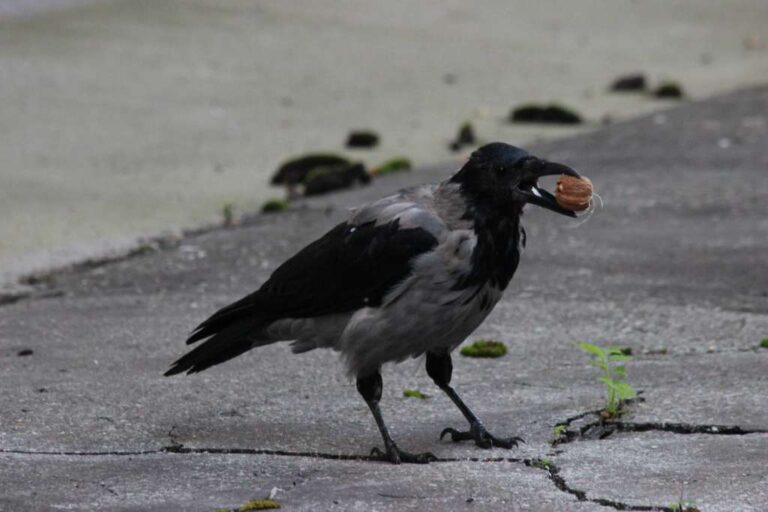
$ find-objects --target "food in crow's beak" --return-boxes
[555,175,593,211]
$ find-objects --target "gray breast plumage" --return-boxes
[337,230,503,376]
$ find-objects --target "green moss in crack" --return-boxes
[371,157,412,176]
[403,388,430,400]
[238,499,281,511]
[261,198,289,214]
[759,338,768,349]
[460,340,508,358]
[531,458,554,470]
[654,82,685,99]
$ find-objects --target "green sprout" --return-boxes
[578,342,636,418]
[460,340,508,358]
[403,388,430,400]
[760,338,768,349]
[550,424,568,445]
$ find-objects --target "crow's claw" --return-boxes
[369,445,436,464]
[440,422,523,449]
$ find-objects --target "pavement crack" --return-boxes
[0,448,164,457]
[554,415,767,445]
[161,445,374,461]
[0,288,64,307]
[530,461,672,511]
[377,492,427,499]
[551,395,766,446]
[0,443,677,510]
[0,444,518,465]
[607,421,767,436]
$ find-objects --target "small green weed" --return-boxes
[222,202,235,226]
[550,424,568,445]
[460,340,508,358]
[759,338,768,349]
[579,342,636,418]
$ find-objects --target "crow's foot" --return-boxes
[440,422,524,449]
[369,445,437,464]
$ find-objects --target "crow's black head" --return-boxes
[451,142,580,217]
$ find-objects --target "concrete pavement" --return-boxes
[1,88,767,511]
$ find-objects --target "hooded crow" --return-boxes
[166,142,582,463]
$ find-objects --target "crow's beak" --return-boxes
[519,160,581,217]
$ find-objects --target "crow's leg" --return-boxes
[426,351,523,449]
[357,371,437,464]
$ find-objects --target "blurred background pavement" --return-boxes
[1,0,767,288]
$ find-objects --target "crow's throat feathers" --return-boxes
[438,173,524,292]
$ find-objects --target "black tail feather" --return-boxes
[165,317,270,376]
[185,292,264,345]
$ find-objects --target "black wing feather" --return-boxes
[166,218,437,376]
[185,219,438,344]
